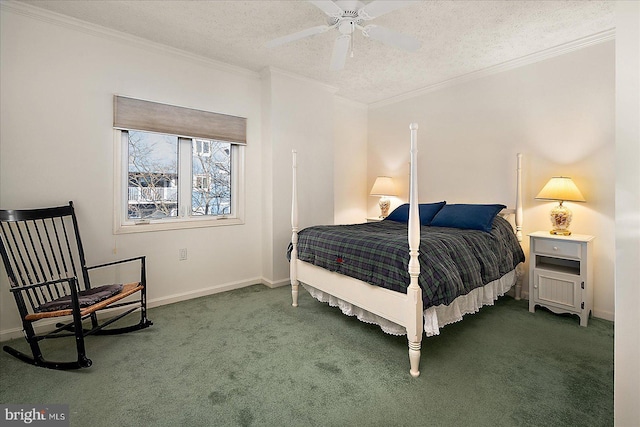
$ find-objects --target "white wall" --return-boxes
[614,1,640,424]
[334,97,368,224]
[260,68,337,285]
[0,6,264,338]
[368,41,616,321]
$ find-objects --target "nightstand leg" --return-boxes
[579,310,589,327]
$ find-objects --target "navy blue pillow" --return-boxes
[384,201,446,226]
[430,203,506,232]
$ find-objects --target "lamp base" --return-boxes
[378,197,390,218]
[549,202,573,236]
[550,229,572,236]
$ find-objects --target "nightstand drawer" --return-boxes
[533,238,581,259]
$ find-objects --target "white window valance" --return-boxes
[113,95,246,145]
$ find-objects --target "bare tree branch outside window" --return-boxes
[127,131,178,220]
[192,140,232,216]
[127,132,232,220]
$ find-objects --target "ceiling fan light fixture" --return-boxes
[338,20,356,35]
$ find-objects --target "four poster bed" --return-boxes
[288,123,524,377]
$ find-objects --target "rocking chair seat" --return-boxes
[36,283,124,313]
[25,282,144,321]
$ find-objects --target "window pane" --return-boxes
[192,140,231,216]
[127,130,179,220]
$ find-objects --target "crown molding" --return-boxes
[335,95,368,110]
[2,1,615,108]
[0,0,260,80]
[260,67,364,107]
[369,28,616,109]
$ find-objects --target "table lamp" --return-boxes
[370,176,397,218]
[535,176,586,235]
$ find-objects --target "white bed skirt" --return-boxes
[302,268,518,337]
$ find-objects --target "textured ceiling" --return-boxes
[18,0,615,104]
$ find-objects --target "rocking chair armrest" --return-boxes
[86,255,146,271]
[8,277,80,294]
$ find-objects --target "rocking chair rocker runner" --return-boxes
[0,201,152,369]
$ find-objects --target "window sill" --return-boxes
[114,216,243,234]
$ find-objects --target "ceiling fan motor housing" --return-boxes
[333,0,366,17]
[327,4,363,35]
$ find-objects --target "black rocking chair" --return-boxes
[0,201,152,369]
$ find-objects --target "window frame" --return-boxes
[114,129,245,234]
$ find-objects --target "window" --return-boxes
[194,175,210,190]
[117,130,243,232]
[113,96,246,233]
[194,139,212,157]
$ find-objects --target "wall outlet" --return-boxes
[179,248,187,261]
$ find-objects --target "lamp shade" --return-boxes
[370,176,397,196]
[535,177,586,202]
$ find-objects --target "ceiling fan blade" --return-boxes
[330,35,351,71]
[308,0,344,17]
[363,25,421,51]
[358,1,417,20]
[266,25,331,48]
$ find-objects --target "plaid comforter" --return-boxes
[287,216,525,308]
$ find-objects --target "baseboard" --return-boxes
[592,309,615,322]
[261,278,290,289]
[0,326,27,343]
[146,277,263,308]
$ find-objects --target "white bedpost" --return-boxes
[514,153,523,300]
[515,153,523,243]
[407,123,423,378]
[291,150,299,307]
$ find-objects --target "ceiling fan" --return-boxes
[266,1,421,71]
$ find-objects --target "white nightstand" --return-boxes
[528,231,595,326]
[366,217,382,222]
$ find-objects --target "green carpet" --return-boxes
[0,285,613,426]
